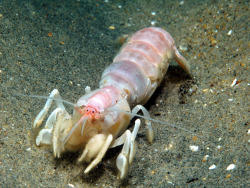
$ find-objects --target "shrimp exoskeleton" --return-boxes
[33,27,190,180]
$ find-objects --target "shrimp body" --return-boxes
[101,27,190,106]
[34,27,190,180]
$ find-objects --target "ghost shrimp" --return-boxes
[33,27,190,180]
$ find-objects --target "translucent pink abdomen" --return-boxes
[100,27,189,106]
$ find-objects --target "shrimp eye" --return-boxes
[91,110,95,115]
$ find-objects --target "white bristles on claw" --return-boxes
[61,117,88,147]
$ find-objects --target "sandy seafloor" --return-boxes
[0,0,249,187]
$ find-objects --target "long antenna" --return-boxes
[115,109,216,146]
[13,93,76,107]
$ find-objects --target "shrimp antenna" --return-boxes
[116,109,217,147]
[14,93,217,147]
[13,93,76,107]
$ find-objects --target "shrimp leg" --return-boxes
[114,119,141,180]
[131,105,154,143]
[34,89,66,128]
[34,89,68,146]
[80,134,114,174]
[35,87,90,147]
[35,108,65,146]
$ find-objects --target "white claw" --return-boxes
[129,141,137,165]
[34,109,47,128]
[147,123,154,144]
[36,129,52,146]
[116,153,128,180]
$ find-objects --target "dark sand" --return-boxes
[0,0,249,187]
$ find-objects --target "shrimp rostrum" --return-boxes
[34,27,190,180]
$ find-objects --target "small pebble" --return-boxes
[217,145,221,149]
[209,164,217,170]
[179,45,187,51]
[202,155,209,162]
[179,1,184,5]
[109,26,115,29]
[150,20,157,25]
[227,30,233,35]
[226,164,236,171]
[189,145,199,152]
[230,78,237,87]
[203,88,209,92]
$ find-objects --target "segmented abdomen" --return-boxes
[100,27,178,106]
